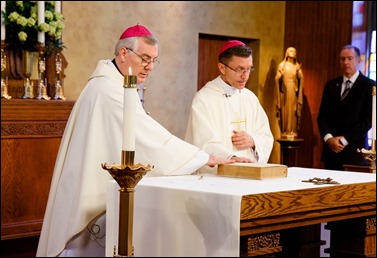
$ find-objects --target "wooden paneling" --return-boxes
[1,99,74,240]
[197,35,223,90]
[284,1,353,168]
[197,34,259,93]
[240,181,376,257]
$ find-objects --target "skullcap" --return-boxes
[219,40,246,55]
[119,24,152,39]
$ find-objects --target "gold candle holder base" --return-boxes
[23,78,34,99]
[1,49,12,99]
[1,78,11,99]
[37,79,51,100]
[357,140,376,168]
[113,245,134,257]
[102,162,153,192]
[54,80,66,100]
[102,160,153,257]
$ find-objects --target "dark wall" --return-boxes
[284,1,353,168]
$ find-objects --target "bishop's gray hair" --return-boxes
[114,36,158,56]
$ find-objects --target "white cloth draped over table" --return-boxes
[185,76,274,173]
[36,59,209,257]
[106,167,376,257]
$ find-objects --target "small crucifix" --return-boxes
[231,112,246,130]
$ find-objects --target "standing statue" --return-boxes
[275,47,304,139]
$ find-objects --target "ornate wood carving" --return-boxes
[240,232,282,257]
[1,121,67,138]
[366,217,376,231]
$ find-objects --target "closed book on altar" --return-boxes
[217,163,288,179]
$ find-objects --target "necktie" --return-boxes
[341,80,351,101]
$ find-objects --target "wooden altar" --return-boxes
[1,99,74,240]
[107,168,376,257]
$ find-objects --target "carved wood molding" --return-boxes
[240,232,282,256]
[1,219,43,240]
[366,217,376,231]
[248,232,280,251]
[1,121,67,138]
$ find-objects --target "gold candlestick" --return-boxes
[54,52,66,100]
[1,48,11,99]
[102,155,152,257]
[37,51,50,100]
[357,140,376,168]
[103,73,152,256]
[357,86,376,168]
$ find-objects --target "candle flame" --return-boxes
[129,67,132,75]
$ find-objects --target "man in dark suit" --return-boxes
[317,45,375,171]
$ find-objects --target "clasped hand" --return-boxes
[229,130,254,163]
[326,136,345,154]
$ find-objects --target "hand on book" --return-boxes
[206,155,235,167]
[230,156,253,163]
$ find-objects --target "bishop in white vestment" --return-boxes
[185,40,274,173]
[36,24,231,257]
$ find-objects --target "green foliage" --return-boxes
[2,1,65,56]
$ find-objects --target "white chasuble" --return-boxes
[185,76,274,173]
[37,60,208,257]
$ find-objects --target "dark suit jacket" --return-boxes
[317,72,375,170]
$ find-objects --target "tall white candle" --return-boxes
[54,1,62,42]
[372,86,376,140]
[55,1,61,13]
[37,1,45,45]
[122,67,137,151]
[1,1,5,41]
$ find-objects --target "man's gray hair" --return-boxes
[114,36,158,56]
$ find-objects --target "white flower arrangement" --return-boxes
[2,1,65,55]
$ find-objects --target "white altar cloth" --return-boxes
[106,167,376,257]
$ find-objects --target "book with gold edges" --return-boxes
[217,163,288,179]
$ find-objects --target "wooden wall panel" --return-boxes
[1,99,75,240]
[284,1,353,168]
[197,34,259,93]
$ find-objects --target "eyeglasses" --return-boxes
[221,62,254,74]
[126,48,160,68]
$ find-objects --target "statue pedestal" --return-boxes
[276,138,304,167]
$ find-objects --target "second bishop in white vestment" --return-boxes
[185,76,274,173]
